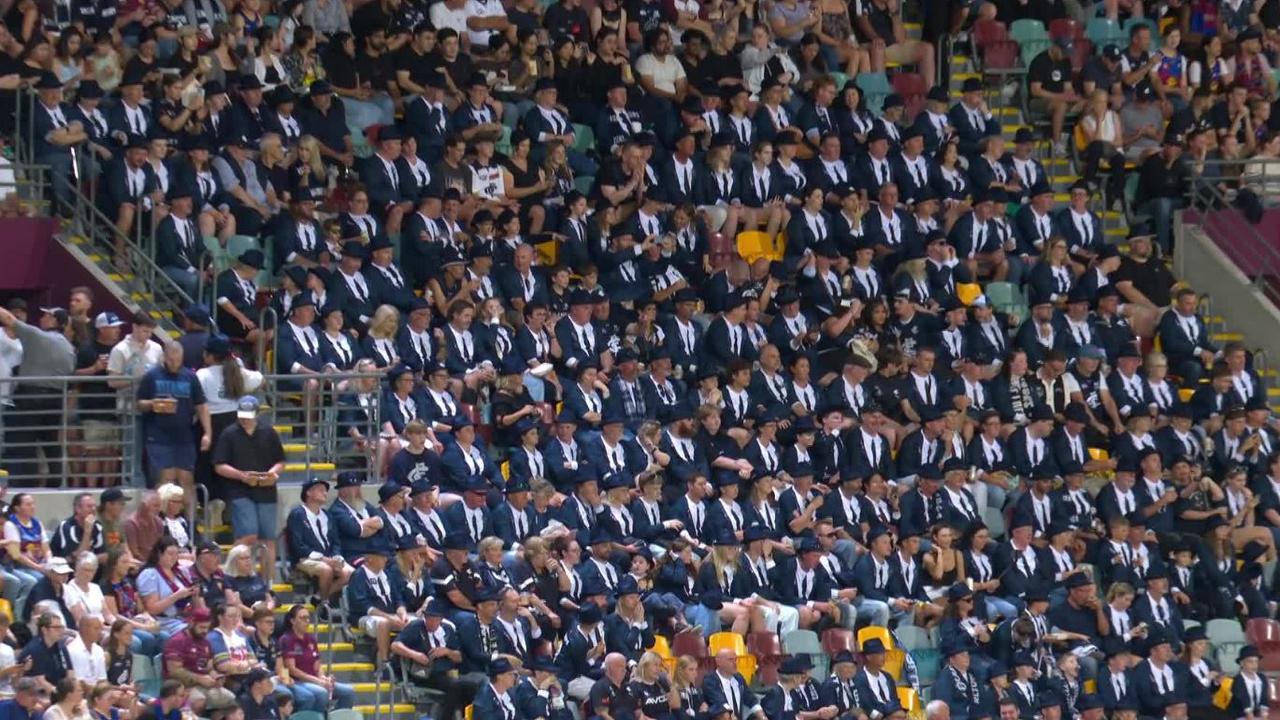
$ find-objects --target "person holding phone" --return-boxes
[212,396,285,585]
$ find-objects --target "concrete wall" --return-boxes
[1173,221,1280,363]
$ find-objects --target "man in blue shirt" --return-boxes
[136,342,211,487]
[0,678,43,720]
[18,612,72,694]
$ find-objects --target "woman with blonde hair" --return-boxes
[224,543,276,614]
[360,304,401,369]
[290,135,328,196]
[628,650,673,718]
[671,655,707,716]
[1076,88,1126,202]
[693,536,759,636]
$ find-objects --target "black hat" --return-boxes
[1014,127,1036,145]
[882,94,903,110]
[743,524,769,543]
[927,85,949,102]
[780,655,813,675]
[335,470,365,489]
[1029,404,1054,422]
[487,657,516,677]
[867,128,889,144]
[238,74,264,91]
[578,604,603,624]
[77,80,104,99]
[862,638,887,654]
[377,481,405,503]
[441,533,470,551]
[946,583,973,602]
[1102,44,1122,61]
[238,249,265,269]
[961,78,983,93]
[1065,572,1092,589]
[100,487,132,504]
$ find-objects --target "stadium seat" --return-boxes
[885,648,907,681]
[981,506,1006,540]
[709,632,756,684]
[329,710,363,720]
[828,72,849,91]
[1216,643,1245,675]
[1048,18,1081,42]
[572,124,595,155]
[1069,39,1094,72]
[897,686,922,715]
[464,706,474,720]
[912,647,942,686]
[896,625,934,650]
[1208,618,1248,645]
[1247,618,1280,671]
[891,73,926,104]
[748,632,783,687]
[290,712,324,720]
[856,72,892,114]
[1122,17,1157,41]
[783,629,828,680]
[649,634,675,673]
[574,175,594,196]
[822,628,856,656]
[709,231,737,270]
[1085,17,1125,49]
[972,19,1009,50]
[980,40,1021,75]
[857,626,894,651]
[673,631,710,666]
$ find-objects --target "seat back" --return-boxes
[709,631,755,683]
[1085,17,1124,47]
[895,625,934,651]
[1009,18,1048,42]
[1020,40,1052,67]
[973,19,1008,49]
[911,647,941,686]
[1070,39,1094,72]
[821,628,856,655]
[885,648,907,681]
[1048,18,1080,41]
[736,230,774,264]
[673,631,709,660]
[1246,618,1280,646]
[982,40,1020,71]
[857,625,894,651]
[1207,618,1248,645]
[572,124,595,154]
[782,629,822,655]
[856,72,892,113]
[1122,17,1157,41]
[897,686,923,716]
[891,73,927,103]
[747,631,783,659]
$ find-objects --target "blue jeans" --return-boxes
[162,266,199,302]
[129,628,169,657]
[37,152,74,212]
[290,681,355,711]
[1138,196,1185,253]
[984,595,1019,622]
[832,539,858,570]
[684,603,718,638]
[1,567,40,619]
[855,597,890,627]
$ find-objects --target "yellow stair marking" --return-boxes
[327,662,376,672]
[354,706,417,714]
[284,462,336,471]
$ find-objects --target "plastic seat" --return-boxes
[709,632,756,684]
[1207,618,1248,645]
[981,505,1006,540]
[650,634,674,673]
[736,230,775,264]
[897,686,922,714]
[896,625,934,650]
[981,40,1021,73]
[822,628,856,656]
[1048,18,1081,41]
[972,19,1008,49]
[1216,643,1244,675]
[857,626,894,651]
[574,175,594,196]
[912,647,942,686]
[1246,618,1280,645]
[828,71,849,91]
[1009,18,1048,44]
[856,72,892,114]
[891,72,926,104]
[1020,40,1052,67]
[708,231,737,271]
[748,632,783,687]
[1085,17,1125,48]
[1122,17,1157,41]
[329,711,363,720]
[572,124,595,155]
[673,631,709,663]
[783,629,822,656]
[885,648,907,681]
[290,712,325,720]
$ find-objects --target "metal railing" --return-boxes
[0,369,380,488]
[14,89,199,320]
[1186,159,1280,306]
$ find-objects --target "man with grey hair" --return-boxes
[1,677,46,719]
[587,653,634,720]
[926,699,951,720]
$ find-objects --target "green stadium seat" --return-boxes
[856,72,892,114]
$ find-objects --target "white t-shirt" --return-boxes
[67,636,107,685]
[429,2,469,37]
[0,643,15,697]
[0,331,21,407]
[196,362,264,416]
[635,53,687,95]
[108,337,163,378]
[465,0,507,45]
[63,580,106,620]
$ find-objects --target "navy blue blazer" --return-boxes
[285,505,340,563]
[491,501,538,549]
[328,499,381,557]
[701,671,759,719]
[346,567,403,621]
[853,669,899,719]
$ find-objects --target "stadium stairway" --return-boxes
[61,230,185,337]
[196,522,419,720]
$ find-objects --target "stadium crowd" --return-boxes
[2,0,1280,716]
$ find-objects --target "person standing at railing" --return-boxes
[72,312,124,488]
[0,305,74,488]
[136,343,212,494]
[213,396,284,584]
[30,72,85,217]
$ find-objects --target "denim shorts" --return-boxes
[229,497,278,539]
[145,441,196,471]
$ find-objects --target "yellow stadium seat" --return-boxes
[649,634,674,673]
[0,599,12,622]
[897,686,924,719]
[465,706,474,720]
[956,282,983,306]
[885,648,906,681]
[736,231,774,264]
[709,632,756,684]
[1178,388,1195,402]
[1214,677,1233,709]
[857,626,893,651]
[500,461,510,480]
[1083,679,1097,694]
[1088,448,1110,462]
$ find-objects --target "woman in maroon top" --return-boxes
[280,605,355,710]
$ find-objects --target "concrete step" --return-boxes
[354,705,416,715]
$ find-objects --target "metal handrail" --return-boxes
[13,88,196,319]
[1185,161,1280,304]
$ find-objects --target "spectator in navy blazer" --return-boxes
[284,477,352,607]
